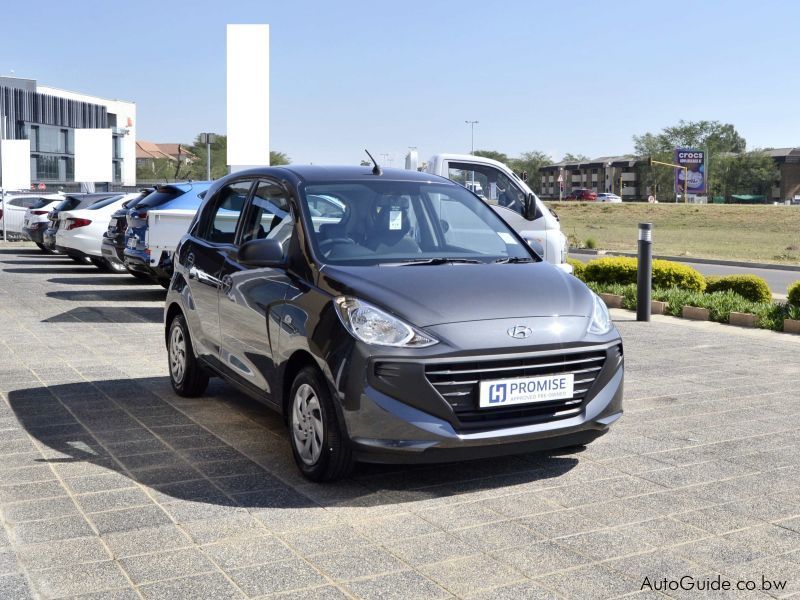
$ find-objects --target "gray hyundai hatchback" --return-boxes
[164,166,623,481]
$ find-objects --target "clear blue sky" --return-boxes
[3,0,797,165]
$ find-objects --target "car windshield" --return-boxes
[300,181,536,266]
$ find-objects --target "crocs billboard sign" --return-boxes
[675,148,706,195]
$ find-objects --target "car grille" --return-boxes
[424,346,616,431]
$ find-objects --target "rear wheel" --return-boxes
[168,314,209,397]
[288,366,354,482]
[127,269,151,281]
[35,243,54,254]
[89,257,110,271]
[105,258,127,273]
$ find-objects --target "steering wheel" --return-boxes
[319,237,355,256]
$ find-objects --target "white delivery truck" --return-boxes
[417,153,569,270]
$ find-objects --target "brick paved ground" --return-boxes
[1,243,799,599]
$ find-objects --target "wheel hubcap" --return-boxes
[292,383,324,465]
[169,325,186,384]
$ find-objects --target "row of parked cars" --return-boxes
[0,182,210,285]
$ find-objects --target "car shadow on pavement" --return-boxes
[4,266,97,275]
[48,276,154,286]
[46,289,166,302]
[1,259,74,265]
[43,306,163,323]
[8,378,579,509]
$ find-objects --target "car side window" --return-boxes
[239,180,295,258]
[200,181,253,244]
[446,162,527,216]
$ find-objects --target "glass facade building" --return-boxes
[0,77,130,185]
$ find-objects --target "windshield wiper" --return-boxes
[494,257,535,264]
[394,257,484,266]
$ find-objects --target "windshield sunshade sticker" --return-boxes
[389,210,402,231]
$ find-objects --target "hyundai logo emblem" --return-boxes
[507,325,532,339]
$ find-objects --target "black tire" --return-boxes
[167,314,209,397]
[89,257,110,271]
[35,243,54,255]
[105,258,127,273]
[158,278,170,289]
[127,269,151,281]
[288,366,354,482]
[70,255,90,264]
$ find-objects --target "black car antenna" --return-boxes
[364,149,382,176]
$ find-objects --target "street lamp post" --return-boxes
[200,133,215,180]
[465,120,478,155]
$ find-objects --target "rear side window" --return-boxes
[30,198,52,209]
[136,188,185,209]
[87,196,124,210]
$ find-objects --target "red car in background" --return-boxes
[565,188,598,201]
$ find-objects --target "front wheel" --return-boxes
[168,314,209,397]
[105,258,127,273]
[288,366,354,482]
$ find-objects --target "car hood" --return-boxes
[318,262,594,327]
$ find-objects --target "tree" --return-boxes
[270,151,290,165]
[711,150,778,201]
[562,153,589,162]
[509,151,553,193]
[472,150,510,165]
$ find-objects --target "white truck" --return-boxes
[416,153,569,269]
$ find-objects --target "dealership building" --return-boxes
[0,76,136,188]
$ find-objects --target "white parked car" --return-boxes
[22,195,65,252]
[596,193,623,203]
[0,194,54,238]
[55,193,140,271]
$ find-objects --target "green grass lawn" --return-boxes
[546,202,800,264]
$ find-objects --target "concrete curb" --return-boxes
[570,248,800,272]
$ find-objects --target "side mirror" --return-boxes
[520,231,544,256]
[526,193,543,221]
[237,238,285,267]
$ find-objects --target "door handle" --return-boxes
[221,274,233,295]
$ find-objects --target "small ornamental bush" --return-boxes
[566,258,586,280]
[583,257,706,292]
[788,280,800,306]
[705,274,772,303]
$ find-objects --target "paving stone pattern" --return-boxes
[1,244,799,599]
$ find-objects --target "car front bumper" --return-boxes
[23,223,47,244]
[336,338,624,464]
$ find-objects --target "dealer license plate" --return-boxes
[479,374,574,408]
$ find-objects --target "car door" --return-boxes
[181,179,254,360]
[216,179,294,401]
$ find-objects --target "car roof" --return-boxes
[230,165,450,185]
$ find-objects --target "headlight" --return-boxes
[334,297,438,348]
[588,293,613,335]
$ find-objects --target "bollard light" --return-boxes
[637,223,653,322]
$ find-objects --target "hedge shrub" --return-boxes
[705,274,772,304]
[590,282,788,331]
[566,258,585,280]
[789,280,800,306]
[583,257,706,292]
